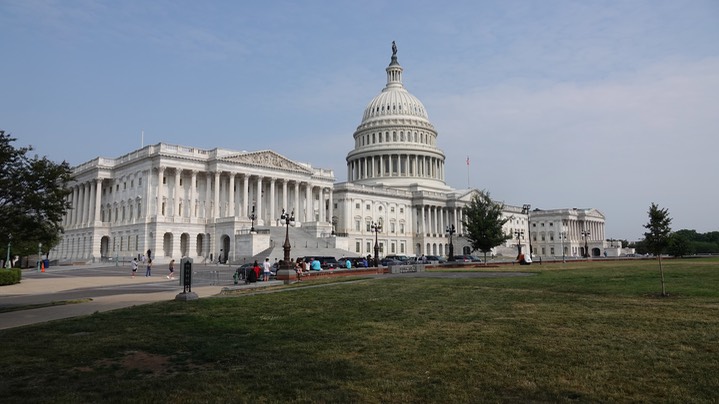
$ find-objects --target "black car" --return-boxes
[453,255,482,262]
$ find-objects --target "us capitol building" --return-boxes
[52,44,608,264]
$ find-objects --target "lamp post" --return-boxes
[522,204,531,256]
[37,242,42,272]
[446,224,456,262]
[5,234,10,268]
[249,205,256,232]
[514,229,525,257]
[581,229,591,258]
[560,229,567,263]
[276,208,295,282]
[371,221,382,267]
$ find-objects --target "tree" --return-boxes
[462,190,512,264]
[0,131,73,261]
[667,232,691,257]
[643,203,672,297]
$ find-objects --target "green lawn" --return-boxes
[1,258,717,403]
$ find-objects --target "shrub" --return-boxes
[0,268,22,285]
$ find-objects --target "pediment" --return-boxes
[223,150,311,173]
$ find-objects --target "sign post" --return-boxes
[176,257,198,301]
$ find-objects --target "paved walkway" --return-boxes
[0,265,283,330]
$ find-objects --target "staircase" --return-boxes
[233,226,355,265]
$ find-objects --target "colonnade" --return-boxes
[415,204,466,237]
[62,166,334,229]
[347,154,444,182]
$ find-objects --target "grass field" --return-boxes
[1,258,717,403]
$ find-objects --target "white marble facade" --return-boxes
[55,146,334,263]
[54,45,605,263]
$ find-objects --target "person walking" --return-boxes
[262,257,271,281]
[145,258,152,277]
[131,258,138,278]
[167,259,175,279]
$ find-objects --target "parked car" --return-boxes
[453,255,482,262]
[383,254,410,262]
[424,255,447,264]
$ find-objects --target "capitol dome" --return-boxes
[345,43,449,191]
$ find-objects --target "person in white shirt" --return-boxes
[262,258,272,281]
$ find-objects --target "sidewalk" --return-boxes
[0,266,284,330]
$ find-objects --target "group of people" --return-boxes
[131,257,175,279]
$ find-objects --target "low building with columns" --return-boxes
[53,44,606,263]
[528,208,607,258]
[55,145,335,263]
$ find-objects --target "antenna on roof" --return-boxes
[141,130,144,148]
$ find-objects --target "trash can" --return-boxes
[43,259,50,269]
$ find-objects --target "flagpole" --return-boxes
[466,156,470,188]
[141,130,144,148]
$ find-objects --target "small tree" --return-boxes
[643,203,672,296]
[463,191,512,264]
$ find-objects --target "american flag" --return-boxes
[466,156,470,166]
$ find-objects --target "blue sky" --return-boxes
[2,0,718,241]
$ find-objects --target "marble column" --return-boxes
[157,167,165,217]
[213,172,220,219]
[228,173,235,217]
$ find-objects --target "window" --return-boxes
[163,177,166,184]
[366,242,371,253]
[180,178,183,186]
[400,243,405,253]
[390,223,396,233]
[355,241,360,253]
[355,220,360,231]
[138,178,142,186]
[116,184,119,191]
[550,222,554,226]
[366,204,370,210]
[400,223,405,234]
[356,203,360,209]
[391,243,396,253]
[391,207,395,213]
[131,180,134,188]
[550,247,555,255]
[123,182,126,190]
[400,208,404,214]
[366,221,371,232]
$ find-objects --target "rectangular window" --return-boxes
[180,178,183,186]
[123,182,126,190]
[550,247,555,255]
[356,203,360,209]
[391,243,396,253]
[400,223,404,234]
[355,220,360,231]
[391,207,395,213]
[390,223,396,233]
[163,177,166,184]
[366,204,370,210]
[366,221,371,232]
[355,241,360,253]
[400,243,405,253]
[400,208,404,214]
[139,177,142,186]
[366,242,371,253]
